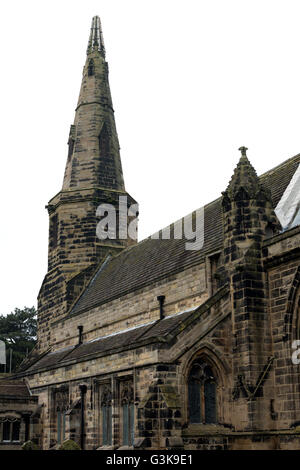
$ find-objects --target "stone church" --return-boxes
[1,15,300,450]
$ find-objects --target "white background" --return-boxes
[1,0,300,314]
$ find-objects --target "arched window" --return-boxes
[56,406,67,444]
[121,381,134,446]
[88,59,95,76]
[101,386,112,446]
[188,358,217,424]
[53,386,68,445]
[0,417,20,442]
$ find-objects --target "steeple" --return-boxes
[63,15,125,191]
[38,17,138,352]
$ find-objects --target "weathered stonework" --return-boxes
[3,17,300,451]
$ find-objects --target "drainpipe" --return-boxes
[79,384,87,449]
[157,296,165,319]
[78,325,83,345]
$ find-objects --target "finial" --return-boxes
[238,146,248,157]
[87,16,106,57]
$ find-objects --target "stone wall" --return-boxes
[49,261,208,351]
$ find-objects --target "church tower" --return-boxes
[37,17,138,351]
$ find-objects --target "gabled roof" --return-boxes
[69,153,300,317]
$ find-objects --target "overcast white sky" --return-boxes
[1,0,300,315]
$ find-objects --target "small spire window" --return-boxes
[99,123,110,156]
[49,214,58,249]
[67,138,74,161]
[88,59,95,76]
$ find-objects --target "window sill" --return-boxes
[0,441,22,445]
[96,445,118,450]
[183,423,230,436]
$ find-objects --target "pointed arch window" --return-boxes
[88,59,95,76]
[53,386,68,445]
[56,407,66,444]
[188,359,217,424]
[101,386,112,446]
[121,381,134,446]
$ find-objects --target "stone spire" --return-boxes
[38,17,138,352]
[87,16,106,57]
[62,15,125,191]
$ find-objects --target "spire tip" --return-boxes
[87,15,105,57]
[238,146,248,157]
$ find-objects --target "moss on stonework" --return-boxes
[22,440,40,450]
[159,385,180,409]
[59,439,81,450]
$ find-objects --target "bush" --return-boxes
[22,440,39,450]
[59,439,81,450]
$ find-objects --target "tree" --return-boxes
[0,306,37,372]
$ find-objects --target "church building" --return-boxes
[2,16,300,450]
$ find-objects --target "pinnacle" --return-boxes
[226,147,261,198]
[87,16,106,57]
[238,146,248,157]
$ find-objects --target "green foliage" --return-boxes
[22,440,40,450]
[0,306,37,372]
[59,439,81,450]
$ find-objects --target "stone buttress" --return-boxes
[219,146,281,430]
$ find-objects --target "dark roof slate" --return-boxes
[0,379,30,397]
[21,308,199,373]
[259,153,300,207]
[26,348,74,372]
[70,153,300,316]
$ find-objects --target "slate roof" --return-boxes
[70,153,300,316]
[23,307,200,373]
[0,379,31,397]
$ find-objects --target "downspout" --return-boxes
[77,325,83,345]
[157,296,165,320]
[79,384,87,449]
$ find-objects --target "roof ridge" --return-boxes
[68,255,112,317]
[134,154,300,246]
[89,154,300,257]
[259,152,300,179]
